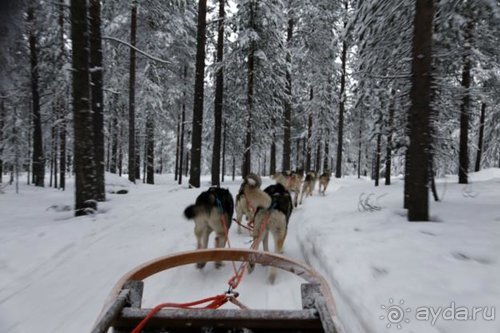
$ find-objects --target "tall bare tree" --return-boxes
[189,0,208,188]
[71,0,98,215]
[242,1,255,178]
[128,0,137,183]
[89,0,105,200]
[407,0,434,221]
[58,1,67,190]
[458,3,474,184]
[28,5,45,187]
[475,102,486,172]
[145,112,154,184]
[282,12,294,171]
[335,0,349,179]
[211,0,225,186]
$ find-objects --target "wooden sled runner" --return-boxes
[92,248,342,333]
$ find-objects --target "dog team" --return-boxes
[183,170,331,282]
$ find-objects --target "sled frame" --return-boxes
[92,248,341,333]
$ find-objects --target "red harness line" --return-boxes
[131,294,229,333]
[131,201,272,333]
[227,210,271,290]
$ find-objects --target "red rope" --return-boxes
[227,210,271,290]
[233,218,253,232]
[131,294,229,333]
[220,214,238,277]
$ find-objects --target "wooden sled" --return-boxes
[92,248,342,333]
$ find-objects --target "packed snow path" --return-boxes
[1,170,499,333]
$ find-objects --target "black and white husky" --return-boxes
[242,174,293,283]
[184,187,234,269]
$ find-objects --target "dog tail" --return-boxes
[184,204,197,219]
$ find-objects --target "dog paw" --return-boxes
[268,273,276,284]
[215,262,224,269]
[248,263,255,273]
[196,262,206,269]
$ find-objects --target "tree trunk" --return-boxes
[143,137,146,183]
[135,136,141,180]
[270,139,276,175]
[305,87,313,172]
[211,0,225,186]
[28,6,45,187]
[323,136,330,172]
[27,106,31,185]
[302,137,307,171]
[296,138,300,170]
[458,6,473,184]
[71,0,98,215]
[474,102,486,172]
[178,66,187,184]
[407,0,434,221]
[0,98,4,183]
[242,1,255,179]
[221,120,227,182]
[283,15,294,171]
[110,114,118,174]
[146,113,154,184]
[58,4,67,190]
[374,133,381,186]
[52,124,58,188]
[430,158,439,201]
[89,0,105,200]
[128,0,137,183]
[189,0,208,188]
[175,111,180,181]
[106,121,111,172]
[357,114,363,179]
[315,136,321,173]
[118,124,123,177]
[335,0,349,179]
[232,155,236,181]
[385,95,395,185]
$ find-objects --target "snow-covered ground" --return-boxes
[1,169,499,333]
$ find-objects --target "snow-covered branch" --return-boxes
[102,36,172,65]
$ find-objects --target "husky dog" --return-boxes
[318,171,331,195]
[242,176,293,283]
[271,171,302,207]
[235,174,262,233]
[184,187,234,269]
[299,171,317,204]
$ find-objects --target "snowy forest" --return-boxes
[0,0,499,332]
[0,0,497,220]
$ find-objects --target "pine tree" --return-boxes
[211,0,225,186]
[407,0,434,222]
[128,0,137,183]
[89,0,105,200]
[189,0,208,188]
[28,5,45,187]
[70,0,98,216]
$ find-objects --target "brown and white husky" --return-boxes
[318,171,331,195]
[299,171,317,204]
[241,174,293,283]
[234,174,262,233]
[271,170,302,207]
